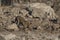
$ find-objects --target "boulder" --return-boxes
[28,3,58,20]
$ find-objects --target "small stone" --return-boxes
[20,9,28,17]
[6,23,19,31]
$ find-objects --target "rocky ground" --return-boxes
[0,0,60,40]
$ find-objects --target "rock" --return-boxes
[0,36,5,40]
[13,3,21,7]
[28,3,58,20]
[29,19,41,30]
[20,9,28,17]
[11,7,21,16]
[5,23,19,31]
[0,33,18,40]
